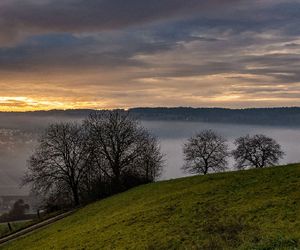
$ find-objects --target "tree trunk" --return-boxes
[112,167,122,193]
[72,186,80,207]
[203,164,208,175]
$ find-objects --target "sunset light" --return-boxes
[1,1,300,248]
[0,0,299,111]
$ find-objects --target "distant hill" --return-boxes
[130,107,300,126]
[3,164,300,249]
[1,107,300,126]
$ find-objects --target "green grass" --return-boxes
[0,221,31,238]
[0,210,66,239]
[2,164,300,250]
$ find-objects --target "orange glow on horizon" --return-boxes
[0,96,112,112]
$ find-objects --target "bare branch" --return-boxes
[182,130,229,175]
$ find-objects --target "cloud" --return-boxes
[0,0,300,109]
[0,0,245,45]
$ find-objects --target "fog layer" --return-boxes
[1,115,300,195]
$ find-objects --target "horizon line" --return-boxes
[1,106,300,113]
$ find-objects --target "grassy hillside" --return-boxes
[0,221,30,238]
[2,164,300,250]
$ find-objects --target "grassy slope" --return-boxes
[0,221,31,238]
[2,164,300,250]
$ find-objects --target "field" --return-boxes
[2,164,300,250]
[0,221,31,238]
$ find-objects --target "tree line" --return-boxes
[23,111,164,210]
[23,111,284,210]
[130,107,300,126]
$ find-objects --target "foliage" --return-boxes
[4,164,300,250]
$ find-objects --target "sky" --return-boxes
[0,0,300,111]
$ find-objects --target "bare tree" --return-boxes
[85,111,164,191]
[23,123,93,206]
[132,133,164,182]
[232,134,284,169]
[182,130,229,175]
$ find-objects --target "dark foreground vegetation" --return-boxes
[3,164,300,250]
[23,111,164,210]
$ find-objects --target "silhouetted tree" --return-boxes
[23,112,164,208]
[182,130,229,175]
[9,199,29,218]
[0,199,29,222]
[232,134,284,169]
[85,111,164,192]
[23,123,93,206]
[134,133,164,182]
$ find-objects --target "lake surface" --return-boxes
[142,121,300,180]
[1,120,300,195]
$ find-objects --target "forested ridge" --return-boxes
[2,107,300,126]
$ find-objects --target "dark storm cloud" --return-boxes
[0,0,299,73]
[0,0,300,109]
[0,0,290,69]
[0,31,178,72]
[0,0,243,44]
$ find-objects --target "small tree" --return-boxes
[182,130,229,175]
[23,123,93,207]
[0,199,29,222]
[232,134,284,169]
